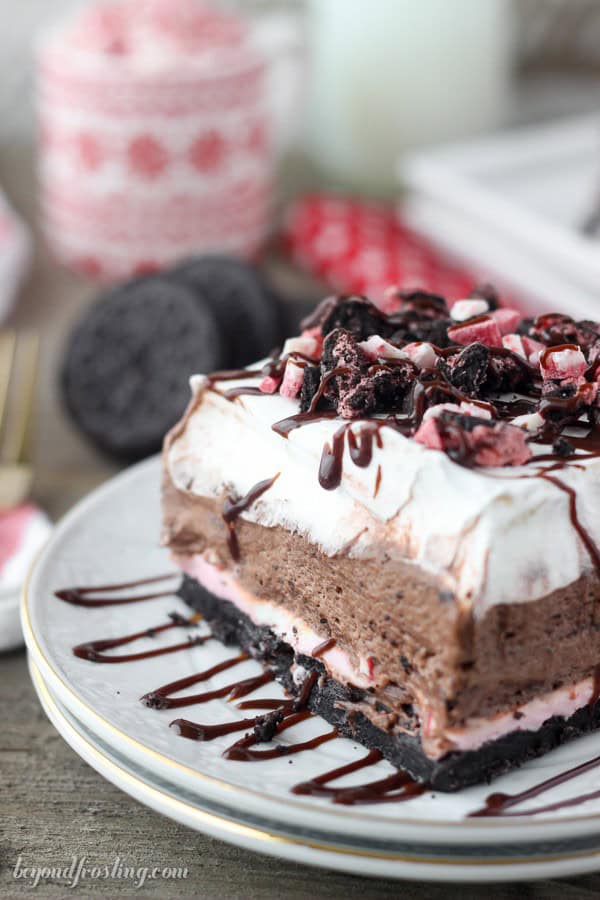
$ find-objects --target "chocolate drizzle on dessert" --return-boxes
[222,385,267,401]
[222,473,280,561]
[538,471,600,572]
[318,425,348,491]
[318,422,385,490]
[206,367,270,402]
[208,368,264,383]
[271,410,338,438]
[373,464,382,498]
[347,425,384,467]
[539,343,579,368]
[271,367,351,438]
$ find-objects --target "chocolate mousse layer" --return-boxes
[163,474,600,737]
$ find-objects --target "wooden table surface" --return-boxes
[4,78,600,896]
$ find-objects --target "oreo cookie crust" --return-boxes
[61,277,223,460]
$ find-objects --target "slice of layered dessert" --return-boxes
[162,286,600,790]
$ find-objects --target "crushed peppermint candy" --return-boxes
[280,359,305,399]
[423,401,493,422]
[447,315,503,349]
[414,413,532,467]
[403,341,438,369]
[358,334,408,362]
[450,299,489,322]
[490,308,521,335]
[539,344,587,382]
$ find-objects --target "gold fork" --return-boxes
[0,331,39,509]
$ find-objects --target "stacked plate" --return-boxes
[401,113,600,320]
[22,457,600,882]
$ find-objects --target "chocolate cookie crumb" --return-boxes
[552,435,574,457]
[252,710,285,743]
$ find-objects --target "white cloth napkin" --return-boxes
[0,191,31,322]
[0,503,52,651]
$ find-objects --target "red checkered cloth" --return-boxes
[282,195,481,305]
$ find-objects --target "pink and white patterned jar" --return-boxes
[37,1,275,281]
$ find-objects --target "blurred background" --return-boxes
[4,0,600,646]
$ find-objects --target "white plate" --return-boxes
[30,659,600,883]
[20,457,600,872]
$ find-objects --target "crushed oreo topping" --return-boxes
[527,313,600,354]
[552,435,574,457]
[244,287,600,470]
[440,343,490,397]
[469,282,500,311]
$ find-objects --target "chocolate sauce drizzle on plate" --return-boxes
[56,576,432,805]
[470,751,600,818]
[142,664,273,710]
[73,613,206,663]
[55,573,178,607]
[56,574,600,812]
[292,748,426,805]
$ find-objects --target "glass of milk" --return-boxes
[304,0,514,196]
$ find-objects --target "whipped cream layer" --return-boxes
[166,370,600,618]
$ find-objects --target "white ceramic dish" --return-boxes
[21,456,600,879]
[401,113,600,318]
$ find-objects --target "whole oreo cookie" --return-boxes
[170,255,283,367]
[61,277,223,461]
